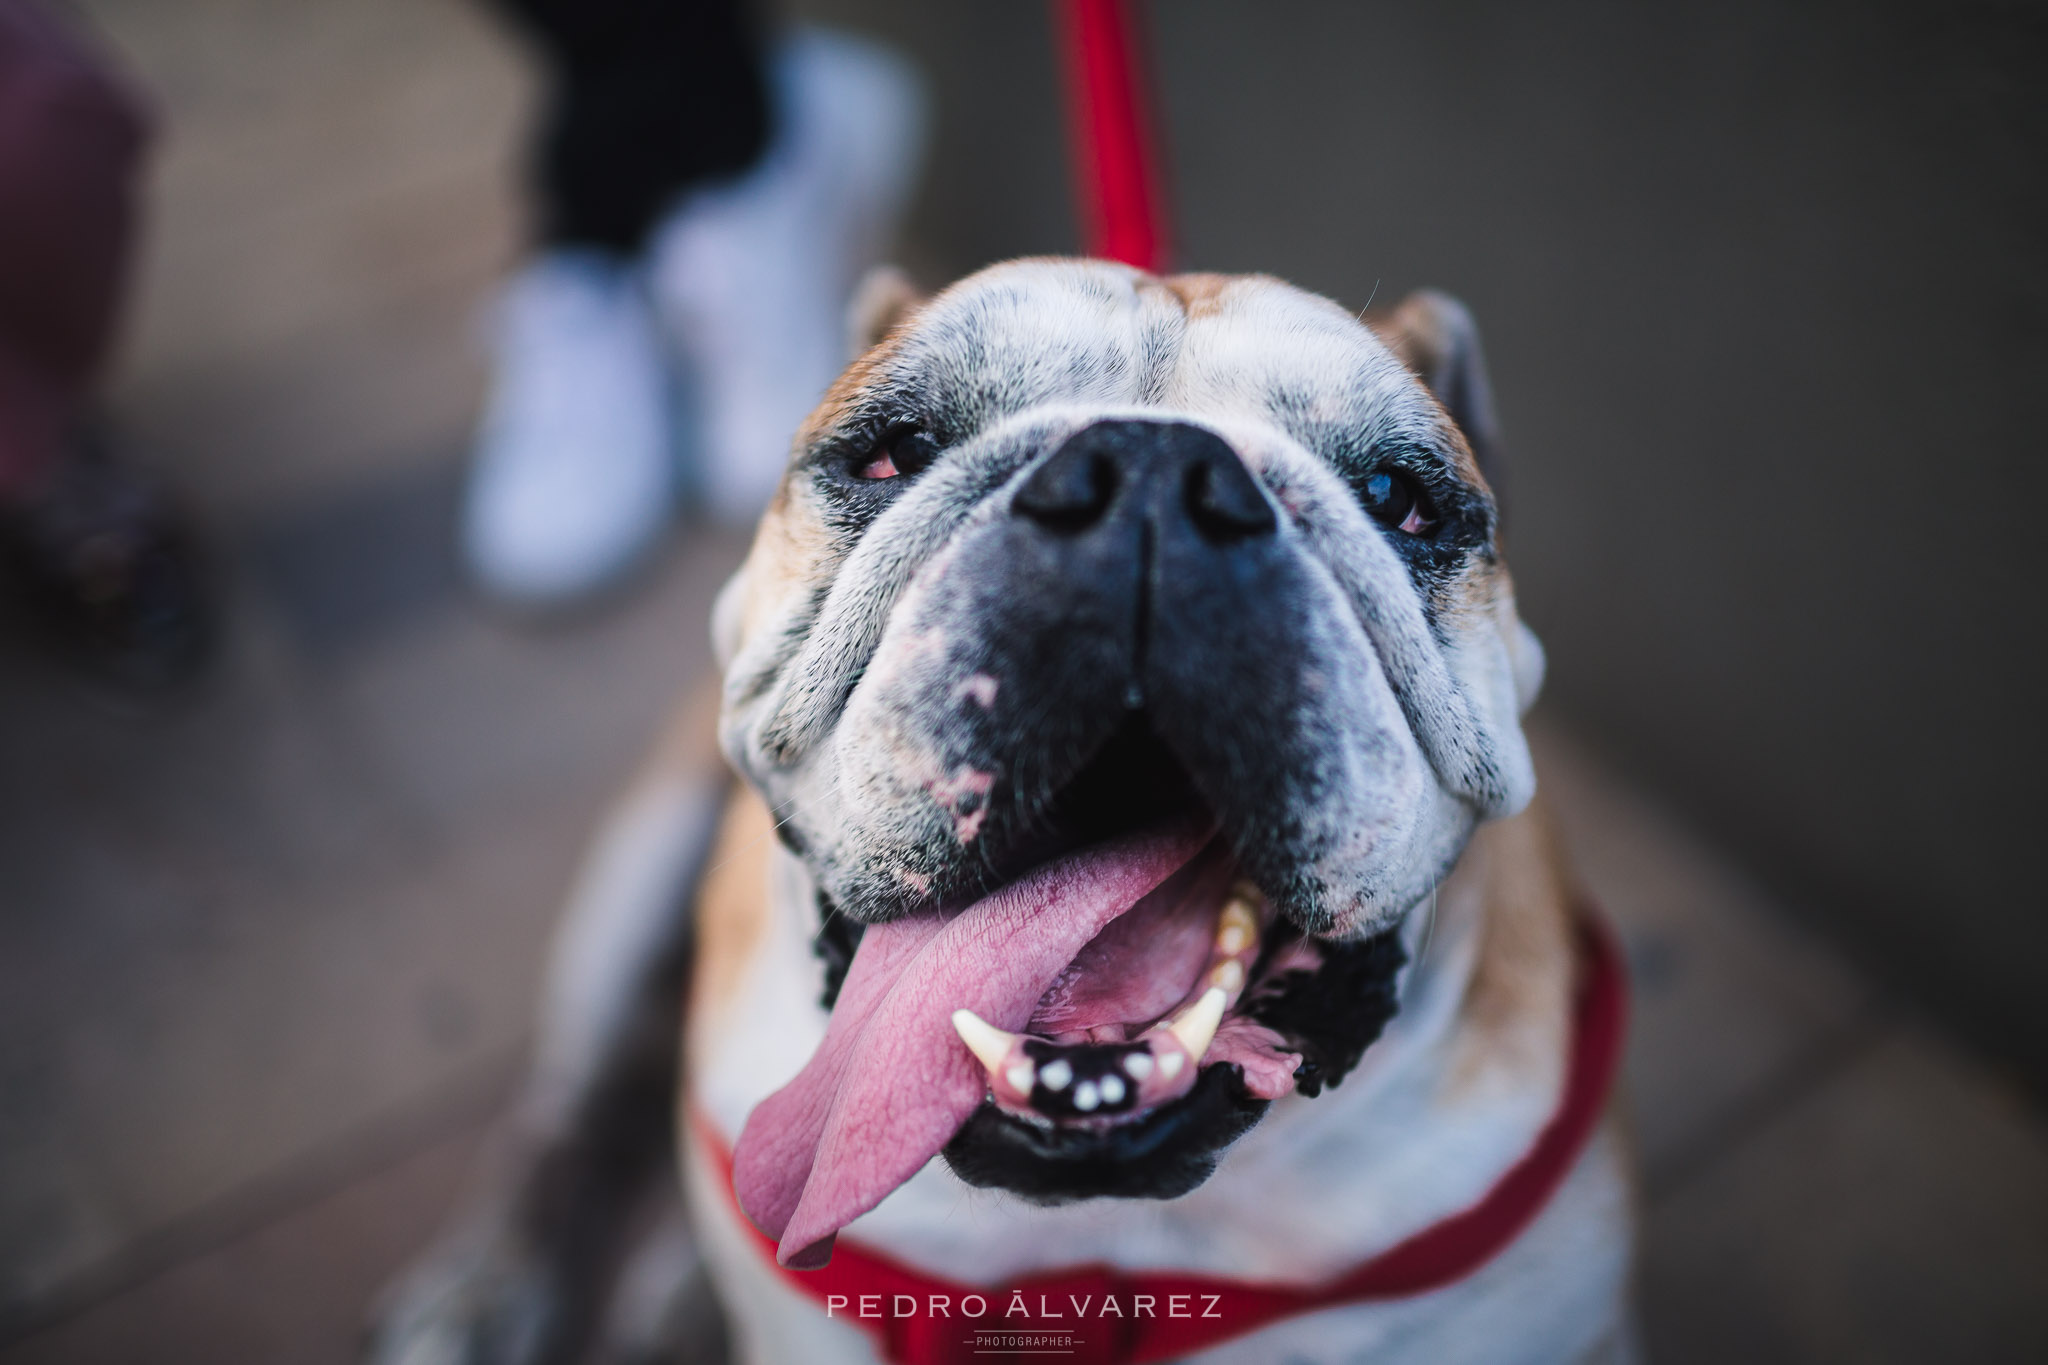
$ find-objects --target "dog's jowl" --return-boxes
[372,259,1635,1365]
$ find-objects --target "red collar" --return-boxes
[696,912,1626,1365]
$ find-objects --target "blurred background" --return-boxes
[1,1,2043,1362]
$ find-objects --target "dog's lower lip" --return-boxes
[941,1057,1272,1203]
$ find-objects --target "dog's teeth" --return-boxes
[1210,959,1247,994]
[1168,987,1228,1064]
[1217,894,1260,955]
[1159,1051,1185,1079]
[1098,1073,1126,1105]
[1039,1058,1074,1091]
[950,1009,1018,1073]
[1005,1061,1035,1094]
[1073,1080,1101,1112]
[1123,1051,1154,1080]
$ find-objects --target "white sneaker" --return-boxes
[652,29,925,524]
[460,250,677,607]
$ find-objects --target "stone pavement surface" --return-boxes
[2,2,2044,1363]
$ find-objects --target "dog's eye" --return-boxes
[1361,469,1437,536]
[855,429,939,481]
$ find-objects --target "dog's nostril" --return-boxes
[1014,419,1274,542]
[1184,458,1277,540]
[1014,447,1119,530]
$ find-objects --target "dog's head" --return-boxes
[717,259,1544,1265]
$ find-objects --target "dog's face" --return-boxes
[716,260,1545,1257]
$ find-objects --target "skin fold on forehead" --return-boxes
[876,263,1475,480]
[723,259,1493,664]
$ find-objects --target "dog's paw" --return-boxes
[363,1226,573,1365]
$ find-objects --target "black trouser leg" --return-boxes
[491,0,772,255]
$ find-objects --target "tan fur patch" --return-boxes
[1441,797,1578,1102]
[1160,271,1236,316]
[797,325,908,448]
[726,328,923,660]
[1434,418,1488,493]
[1427,557,1513,646]
[689,786,777,1036]
[1364,296,1489,491]
[738,494,835,654]
[1365,292,1447,379]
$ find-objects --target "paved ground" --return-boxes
[2,2,2044,1362]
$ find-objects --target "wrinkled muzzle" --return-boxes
[772,415,1500,934]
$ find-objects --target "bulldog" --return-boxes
[369,259,1637,1365]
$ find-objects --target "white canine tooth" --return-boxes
[1123,1052,1155,1080]
[1211,959,1246,994]
[1039,1058,1074,1091]
[1159,1051,1185,1079]
[1005,1062,1036,1094]
[1168,987,1228,1064]
[1098,1074,1126,1105]
[1217,897,1259,955]
[1073,1080,1101,1112]
[951,1009,1018,1073]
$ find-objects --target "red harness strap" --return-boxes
[1053,0,1171,271]
[696,913,1627,1365]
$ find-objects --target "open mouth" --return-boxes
[732,719,1405,1268]
[934,835,1318,1208]
[949,857,1291,1120]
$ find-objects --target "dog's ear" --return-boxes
[1370,291,1503,489]
[846,265,924,358]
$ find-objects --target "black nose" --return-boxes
[1012,419,1277,541]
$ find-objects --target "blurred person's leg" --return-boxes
[0,0,209,686]
[506,0,773,255]
[463,0,922,608]
[461,0,766,608]
[648,29,923,523]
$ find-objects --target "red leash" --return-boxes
[696,913,1627,1365]
[1053,0,1171,272]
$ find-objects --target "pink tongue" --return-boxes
[731,825,1208,1267]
